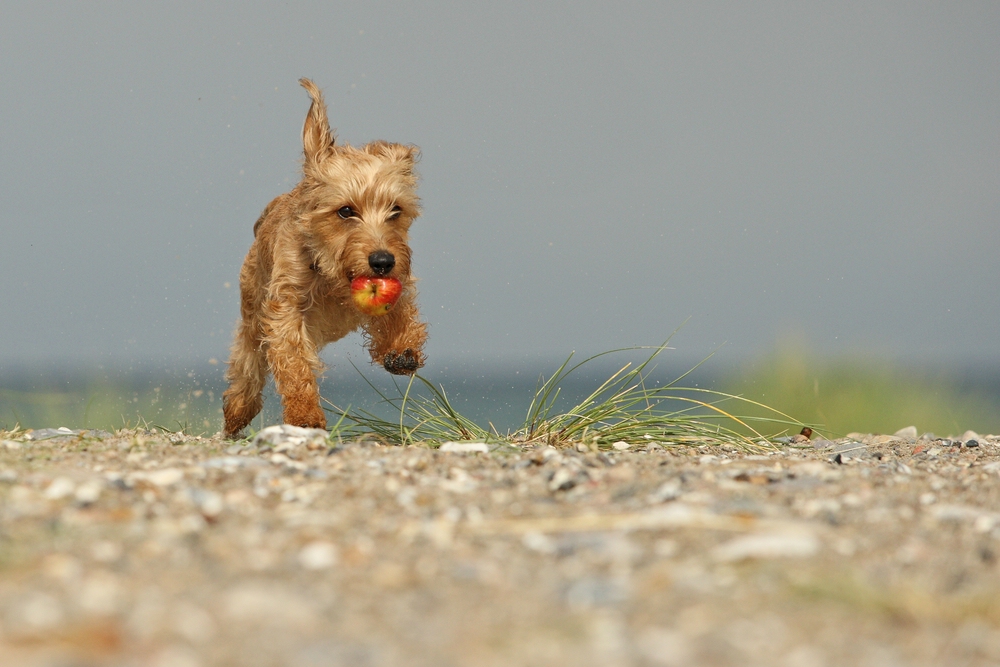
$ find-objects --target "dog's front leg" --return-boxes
[263,288,327,430]
[364,294,428,375]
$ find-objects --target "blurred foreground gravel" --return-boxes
[2,426,1000,667]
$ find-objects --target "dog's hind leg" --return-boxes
[222,255,270,438]
[222,317,268,438]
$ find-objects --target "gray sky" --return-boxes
[2,2,998,372]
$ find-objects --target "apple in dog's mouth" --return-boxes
[350,276,402,316]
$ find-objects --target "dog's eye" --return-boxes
[388,206,402,220]
[337,206,357,220]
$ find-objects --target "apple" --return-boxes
[351,276,402,316]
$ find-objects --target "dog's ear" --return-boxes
[397,145,420,174]
[299,78,335,165]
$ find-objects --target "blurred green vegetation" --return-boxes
[726,344,1000,438]
[0,366,231,435]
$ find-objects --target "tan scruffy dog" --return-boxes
[222,78,428,438]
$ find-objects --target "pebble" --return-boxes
[44,476,77,500]
[133,468,185,487]
[439,442,490,453]
[548,467,578,492]
[522,532,558,554]
[298,541,339,570]
[647,479,682,503]
[710,531,820,562]
[17,592,64,630]
[74,479,104,504]
[25,427,114,441]
[894,426,919,440]
[201,456,269,470]
[832,442,868,456]
[251,424,329,450]
[25,427,80,440]
[930,504,999,526]
[187,487,224,518]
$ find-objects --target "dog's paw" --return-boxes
[383,349,422,375]
[283,405,327,431]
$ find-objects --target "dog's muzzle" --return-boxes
[368,250,395,276]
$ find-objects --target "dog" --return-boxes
[222,78,427,438]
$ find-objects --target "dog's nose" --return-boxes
[368,250,395,276]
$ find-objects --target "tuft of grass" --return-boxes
[323,338,805,450]
[322,366,493,444]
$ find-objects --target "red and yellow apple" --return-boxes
[350,276,402,316]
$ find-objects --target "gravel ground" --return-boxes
[1,426,1000,667]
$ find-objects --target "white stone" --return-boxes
[522,531,557,554]
[201,456,269,471]
[439,442,489,453]
[931,504,1000,526]
[19,593,64,629]
[611,441,630,451]
[974,515,999,533]
[44,476,76,500]
[140,468,185,487]
[74,479,103,504]
[711,531,819,562]
[439,467,479,493]
[547,467,577,492]
[893,426,918,439]
[647,479,681,503]
[198,491,224,519]
[298,541,339,570]
[185,487,224,518]
[252,424,328,450]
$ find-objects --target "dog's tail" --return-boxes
[299,78,335,165]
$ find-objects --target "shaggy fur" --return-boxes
[223,79,427,438]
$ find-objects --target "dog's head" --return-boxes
[296,79,421,289]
